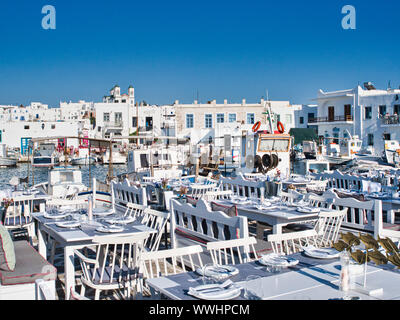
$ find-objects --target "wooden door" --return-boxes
[328,106,335,121]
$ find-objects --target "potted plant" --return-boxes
[333,232,400,294]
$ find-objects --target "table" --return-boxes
[216,199,322,234]
[33,208,157,299]
[146,252,400,300]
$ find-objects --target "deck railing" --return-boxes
[308,115,353,123]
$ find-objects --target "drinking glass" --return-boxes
[202,263,217,285]
[244,275,262,300]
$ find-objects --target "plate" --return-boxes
[92,208,114,216]
[96,225,124,233]
[302,245,340,259]
[195,265,239,280]
[296,207,320,214]
[43,212,71,219]
[258,253,299,267]
[188,285,241,300]
[55,221,81,228]
[106,216,136,225]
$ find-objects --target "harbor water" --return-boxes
[0,164,128,189]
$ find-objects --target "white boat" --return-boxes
[70,147,96,165]
[102,143,127,164]
[32,143,60,167]
[47,166,88,198]
[0,144,17,167]
[319,132,362,166]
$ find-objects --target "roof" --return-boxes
[289,128,318,145]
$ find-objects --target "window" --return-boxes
[121,99,126,103]
[229,113,236,123]
[205,114,213,128]
[115,112,122,124]
[24,125,29,130]
[186,114,194,128]
[51,124,56,129]
[368,133,374,146]
[132,117,137,128]
[379,105,387,117]
[285,114,292,124]
[365,106,372,119]
[103,113,110,122]
[299,117,304,124]
[98,126,101,132]
[308,113,315,121]
[216,113,224,123]
[395,105,400,115]
[247,113,255,124]
[383,133,391,140]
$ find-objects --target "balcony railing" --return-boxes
[308,115,353,123]
[381,115,400,125]
[104,121,123,128]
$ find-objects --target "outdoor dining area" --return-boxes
[2,169,400,301]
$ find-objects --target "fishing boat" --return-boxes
[31,143,60,167]
[102,143,127,164]
[0,144,17,167]
[34,166,88,198]
[70,147,96,165]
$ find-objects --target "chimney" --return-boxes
[242,99,246,105]
[174,100,179,105]
[194,100,198,104]
[224,99,228,104]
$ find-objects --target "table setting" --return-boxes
[40,204,139,235]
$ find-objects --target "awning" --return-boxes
[289,128,318,145]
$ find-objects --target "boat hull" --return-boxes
[0,157,17,167]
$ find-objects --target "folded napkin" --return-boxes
[296,207,320,213]
[188,281,241,300]
[302,245,340,258]
[259,253,299,267]
[196,265,239,280]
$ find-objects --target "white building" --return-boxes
[312,82,400,155]
[0,120,82,155]
[172,98,299,145]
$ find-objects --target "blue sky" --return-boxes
[0,0,399,107]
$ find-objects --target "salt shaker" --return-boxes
[340,251,350,292]
[88,195,93,221]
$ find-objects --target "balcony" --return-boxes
[308,115,353,124]
[381,115,400,126]
[104,121,123,128]
[161,121,176,129]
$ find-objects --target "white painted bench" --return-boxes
[111,179,147,213]
[220,173,266,199]
[170,198,249,266]
[0,241,56,300]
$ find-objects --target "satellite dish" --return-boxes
[246,155,254,169]
[9,176,19,186]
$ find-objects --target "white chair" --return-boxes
[206,237,258,265]
[75,233,149,300]
[138,245,204,298]
[3,196,36,242]
[46,198,87,210]
[203,190,233,202]
[140,208,170,252]
[188,183,218,199]
[313,209,347,247]
[268,230,318,255]
[268,208,347,255]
